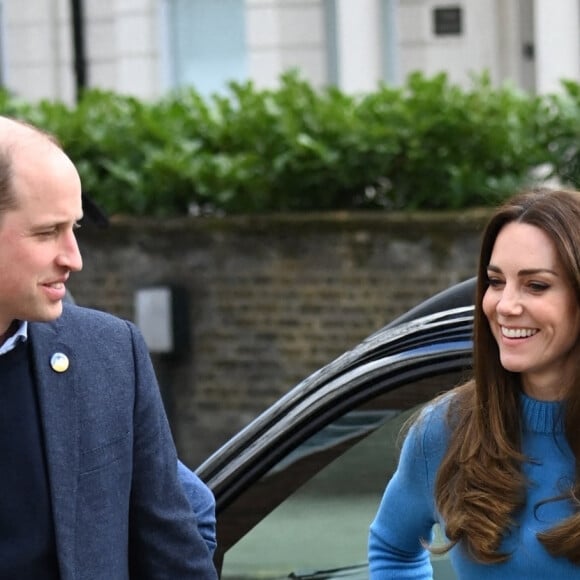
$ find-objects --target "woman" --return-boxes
[369,188,580,578]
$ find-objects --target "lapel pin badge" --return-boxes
[50,352,69,373]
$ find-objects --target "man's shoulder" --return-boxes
[34,304,135,343]
[60,302,124,325]
[28,305,145,367]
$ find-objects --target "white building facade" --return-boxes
[1,0,579,104]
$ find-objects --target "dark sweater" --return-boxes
[0,340,59,579]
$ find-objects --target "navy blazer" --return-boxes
[28,304,217,579]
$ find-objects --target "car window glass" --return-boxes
[221,381,458,580]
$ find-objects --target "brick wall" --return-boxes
[67,210,490,466]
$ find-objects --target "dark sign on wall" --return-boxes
[433,6,462,36]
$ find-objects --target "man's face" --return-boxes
[0,139,83,337]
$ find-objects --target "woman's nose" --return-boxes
[496,286,523,316]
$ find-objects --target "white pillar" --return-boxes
[335,0,382,92]
[534,0,580,93]
[383,0,399,85]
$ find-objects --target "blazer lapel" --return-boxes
[29,319,79,580]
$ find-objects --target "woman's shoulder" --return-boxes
[395,392,458,489]
[409,391,457,454]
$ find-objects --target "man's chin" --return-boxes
[32,301,64,322]
[48,301,64,319]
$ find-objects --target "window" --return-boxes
[219,373,459,579]
[164,0,247,96]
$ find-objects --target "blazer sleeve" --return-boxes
[126,321,217,579]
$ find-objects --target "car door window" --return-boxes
[221,375,458,579]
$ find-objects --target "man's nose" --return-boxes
[57,230,83,272]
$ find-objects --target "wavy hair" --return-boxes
[433,188,580,564]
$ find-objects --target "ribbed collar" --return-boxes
[520,392,565,434]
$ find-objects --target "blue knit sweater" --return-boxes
[368,393,580,578]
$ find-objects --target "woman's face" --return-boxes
[482,221,580,400]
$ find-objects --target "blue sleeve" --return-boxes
[178,460,217,556]
[369,406,446,579]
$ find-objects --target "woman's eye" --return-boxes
[528,282,549,292]
[487,276,503,287]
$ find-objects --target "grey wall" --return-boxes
[68,210,489,466]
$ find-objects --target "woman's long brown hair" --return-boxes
[432,188,580,564]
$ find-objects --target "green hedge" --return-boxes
[1,71,579,216]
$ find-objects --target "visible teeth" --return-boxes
[48,282,63,289]
[501,327,537,338]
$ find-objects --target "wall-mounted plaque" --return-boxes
[434,7,462,36]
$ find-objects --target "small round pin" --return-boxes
[50,352,69,373]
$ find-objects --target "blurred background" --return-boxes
[1,1,577,102]
[1,0,579,467]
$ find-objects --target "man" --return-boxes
[0,116,218,578]
[72,188,217,558]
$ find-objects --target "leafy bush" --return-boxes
[0,71,576,216]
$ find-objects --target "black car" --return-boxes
[197,278,477,579]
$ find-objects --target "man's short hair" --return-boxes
[0,117,61,215]
[0,145,16,214]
